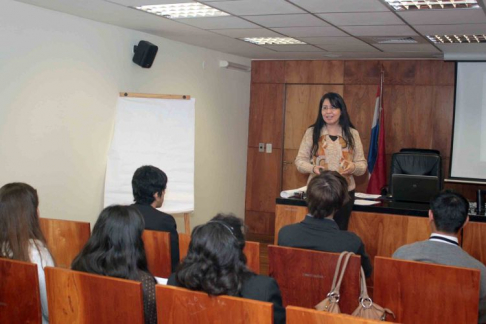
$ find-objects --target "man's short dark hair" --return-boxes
[430,190,469,234]
[306,171,349,219]
[132,165,167,205]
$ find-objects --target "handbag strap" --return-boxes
[358,267,370,299]
[330,252,347,291]
[333,252,354,292]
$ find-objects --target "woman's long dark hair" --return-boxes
[0,183,49,263]
[71,205,150,281]
[175,214,253,296]
[311,92,356,156]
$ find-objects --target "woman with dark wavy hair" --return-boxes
[0,182,55,324]
[71,205,156,324]
[168,214,285,324]
[295,92,367,230]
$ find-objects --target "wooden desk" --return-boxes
[275,198,486,265]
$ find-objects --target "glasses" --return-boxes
[322,106,339,111]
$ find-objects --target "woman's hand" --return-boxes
[313,166,326,175]
[340,161,356,175]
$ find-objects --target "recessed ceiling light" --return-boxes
[374,37,418,44]
[135,3,229,19]
[241,37,306,45]
[384,0,479,10]
[427,34,486,43]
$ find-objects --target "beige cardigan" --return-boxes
[295,126,367,191]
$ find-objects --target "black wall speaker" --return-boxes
[132,40,158,68]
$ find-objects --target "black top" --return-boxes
[133,203,180,272]
[278,216,372,277]
[167,273,286,324]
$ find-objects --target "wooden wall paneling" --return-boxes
[285,60,344,84]
[415,61,455,86]
[444,181,486,201]
[381,61,417,85]
[245,211,276,235]
[251,60,285,84]
[248,83,284,148]
[384,85,416,153]
[344,61,381,85]
[463,222,486,265]
[429,86,454,156]
[282,149,308,191]
[284,85,344,150]
[245,147,282,213]
[348,212,430,264]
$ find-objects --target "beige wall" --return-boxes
[0,1,251,230]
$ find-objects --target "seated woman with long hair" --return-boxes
[168,214,285,324]
[71,205,157,324]
[0,182,55,324]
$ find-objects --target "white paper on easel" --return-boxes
[104,96,195,213]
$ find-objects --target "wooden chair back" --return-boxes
[178,232,260,274]
[156,285,273,324]
[286,306,394,324]
[142,230,172,278]
[39,217,90,268]
[374,256,480,323]
[268,245,361,313]
[45,267,144,324]
[0,258,41,324]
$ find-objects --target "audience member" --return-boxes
[393,190,486,323]
[0,182,55,324]
[278,171,372,277]
[71,205,157,324]
[132,165,179,272]
[168,214,285,324]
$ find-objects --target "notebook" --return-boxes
[392,174,440,203]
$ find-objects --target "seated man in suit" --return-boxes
[278,171,372,277]
[393,190,486,323]
[132,165,179,272]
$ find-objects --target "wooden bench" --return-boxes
[45,267,145,324]
[0,258,42,324]
[142,230,172,278]
[268,245,361,313]
[178,233,261,274]
[286,306,394,323]
[39,217,90,268]
[156,285,273,324]
[374,256,480,323]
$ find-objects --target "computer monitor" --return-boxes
[391,174,440,203]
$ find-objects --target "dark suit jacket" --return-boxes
[278,215,372,277]
[168,273,285,324]
[133,203,179,272]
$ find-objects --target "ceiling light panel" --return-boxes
[384,0,479,10]
[427,34,486,43]
[241,37,306,45]
[135,3,229,18]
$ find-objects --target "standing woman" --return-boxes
[295,92,367,230]
[71,205,157,324]
[0,183,55,324]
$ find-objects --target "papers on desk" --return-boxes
[280,186,307,198]
[355,192,382,199]
[155,277,168,285]
[354,199,380,206]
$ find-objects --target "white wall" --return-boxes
[0,0,251,229]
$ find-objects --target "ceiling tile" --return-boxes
[262,44,324,52]
[242,14,329,27]
[398,9,486,25]
[415,23,486,35]
[288,0,390,13]
[206,0,305,16]
[299,36,368,45]
[108,0,194,5]
[374,43,440,52]
[272,26,348,37]
[317,43,380,52]
[341,25,417,36]
[210,28,281,38]
[176,16,258,29]
[317,12,404,26]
